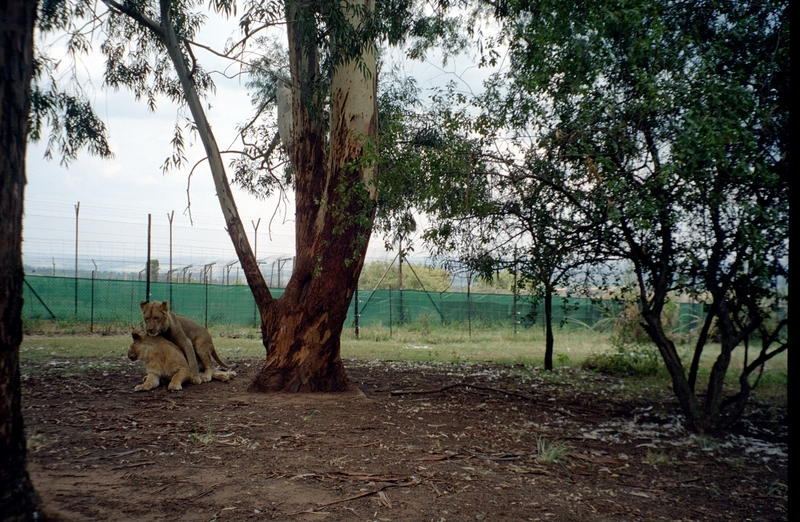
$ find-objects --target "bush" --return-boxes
[582,345,661,376]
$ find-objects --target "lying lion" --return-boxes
[140,300,237,384]
[128,332,235,392]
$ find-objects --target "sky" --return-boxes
[23,9,497,278]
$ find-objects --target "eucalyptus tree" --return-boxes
[40,0,379,392]
[484,0,789,431]
[37,0,469,392]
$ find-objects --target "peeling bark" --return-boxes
[249,0,378,392]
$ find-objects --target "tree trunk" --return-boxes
[248,0,378,392]
[0,0,44,518]
[543,284,554,371]
[640,308,707,432]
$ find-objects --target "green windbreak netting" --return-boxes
[22,275,707,332]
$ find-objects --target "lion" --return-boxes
[140,300,237,384]
[128,332,235,391]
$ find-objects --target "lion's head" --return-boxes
[128,331,146,361]
[140,300,170,337]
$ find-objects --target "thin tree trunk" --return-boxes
[543,284,554,371]
[0,0,44,517]
[156,0,271,313]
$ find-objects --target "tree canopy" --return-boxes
[376,0,789,431]
[494,0,789,431]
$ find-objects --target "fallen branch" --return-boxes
[287,479,421,516]
[78,448,147,462]
[111,461,155,470]
[390,383,461,396]
[390,382,534,401]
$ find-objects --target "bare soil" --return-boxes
[22,357,787,521]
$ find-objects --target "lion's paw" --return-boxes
[134,384,146,392]
[190,375,203,385]
[168,383,183,391]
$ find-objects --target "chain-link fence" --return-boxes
[23,274,709,335]
[21,200,713,335]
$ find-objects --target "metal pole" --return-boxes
[203,262,216,329]
[467,272,472,339]
[398,238,404,324]
[74,201,79,316]
[252,219,260,328]
[168,211,174,304]
[90,260,97,333]
[145,214,152,303]
[354,287,359,339]
[388,285,392,339]
[513,246,518,335]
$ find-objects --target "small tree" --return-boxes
[485,0,789,431]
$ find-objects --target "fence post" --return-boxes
[145,213,152,303]
[388,286,392,339]
[74,201,80,316]
[467,272,472,339]
[203,262,215,329]
[90,260,97,332]
[168,211,174,304]
[252,219,260,328]
[354,287,359,339]
[513,246,518,335]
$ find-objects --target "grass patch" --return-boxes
[582,345,662,376]
[340,324,615,365]
[19,322,787,404]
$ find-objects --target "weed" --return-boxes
[693,435,720,451]
[534,435,571,463]
[303,410,324,422]
[556,353,571,366]
[768,480,787,498]
[190,421,217,445]
[644,450,669,466]
[27,433,57,452]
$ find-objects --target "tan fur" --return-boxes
[140,300,237,384]
[128,332,235,391]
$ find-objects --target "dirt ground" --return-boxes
[21,356,787,522]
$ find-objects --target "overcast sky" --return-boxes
[23,11,496,275]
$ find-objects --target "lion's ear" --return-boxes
[162,301,169,311]
[132,331,142,341]
[139,300,148,310]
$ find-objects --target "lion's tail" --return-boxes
[213,350,238,370]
